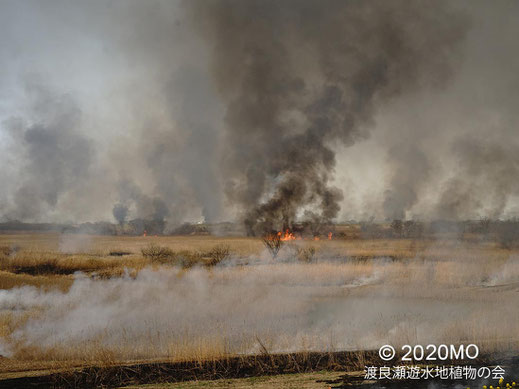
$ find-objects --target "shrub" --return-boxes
[204,245,230,267]
[262,234,283,259]
[403,220,424,239]
[390,219,403,238]
[173,250,203,268]
[142,244,232,268]
[141,244,174,263]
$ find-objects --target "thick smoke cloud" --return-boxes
[350,1,519,222]
[190,0,467,233]
[0,1,519,226]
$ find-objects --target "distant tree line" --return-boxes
[360,218,519,249]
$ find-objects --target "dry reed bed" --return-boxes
[0,261,517,368]
[0,233,518,377]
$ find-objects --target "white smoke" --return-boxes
[1,258,518,361]
[58,233,92,254]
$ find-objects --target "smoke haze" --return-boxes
[1,1,518,228]
[2,257,518,359]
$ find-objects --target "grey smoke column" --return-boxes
[3,81,93,221]
[435,139,519,220]
[112,204,128,225]
[190,0,467,234]
[383,145,431,221]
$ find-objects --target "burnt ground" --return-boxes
[0,350,516,389]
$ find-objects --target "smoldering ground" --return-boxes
[1,251,518,361]
[1,1,519,229]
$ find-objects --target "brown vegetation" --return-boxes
[141,243,231,267]
[0,232,517,386]
[0,350,380,388]
[262,233,283,259]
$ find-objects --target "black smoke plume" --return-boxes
[6,1,518,227]
[190,0,467,234]
[112,204,128,225]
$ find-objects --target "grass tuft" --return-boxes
[296,246,316,263]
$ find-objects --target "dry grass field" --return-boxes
[0,232,518,387]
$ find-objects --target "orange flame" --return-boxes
[143,230,147,237]
[279,229,296,241]
[328,232,333,240]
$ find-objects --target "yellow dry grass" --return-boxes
[0,232,517,377]
[0,233,513,261]
[0,232,515,291]
[0,271,72,291]
[0,233,263,257]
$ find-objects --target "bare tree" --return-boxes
[262,233,283,259]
